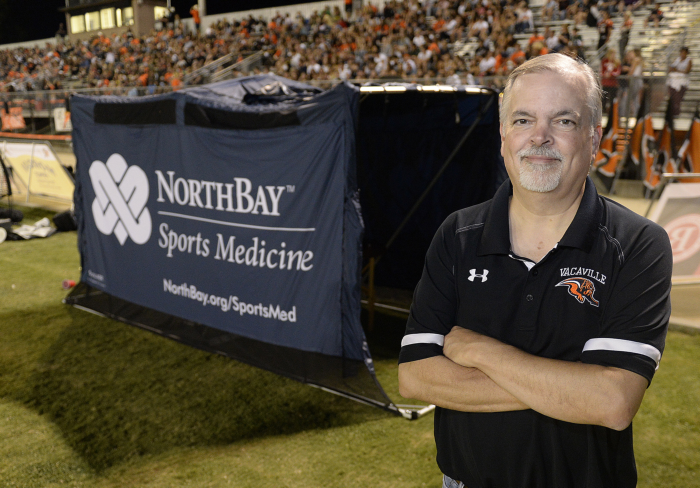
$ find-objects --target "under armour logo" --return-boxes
[468,269,489,282]
[89,154,152,245]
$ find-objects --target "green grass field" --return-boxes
[1,204,699,487]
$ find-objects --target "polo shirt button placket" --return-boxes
[526,268,538,302]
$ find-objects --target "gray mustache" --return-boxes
[518,146,564,161]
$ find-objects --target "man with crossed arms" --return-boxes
[398,53,672,488]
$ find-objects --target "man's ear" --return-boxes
[592,124,603,159]
[500,123,506,158]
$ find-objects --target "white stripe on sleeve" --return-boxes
[582,338,662,369]
[401,333,445,348]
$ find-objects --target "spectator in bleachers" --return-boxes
[528,40,548,59]
[586,0,601,28]
[597,10,614,50]
[667,46,692,118]
[601,47,622,112]
[479,50,497,76]
[553,24,571,53]
[542,0,560,22]
[509,42,526,66]
[619,9,633,58]
[619,47,643,117]
[567,0,590,25]
[469,15,491,39]
[528,27,545,48]
[644,3,663,29]
[570,26,586,59]
[514,1,534,34]
[55,23,67,44]
[556,0,570,20]
[620,0,643,12]
[190,5,201,35]
[544,27,560,52]
[598,0,619,15]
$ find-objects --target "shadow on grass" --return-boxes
[22,305,396,471]
[0,203,55,225]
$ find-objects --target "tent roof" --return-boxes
[71,75,357,129]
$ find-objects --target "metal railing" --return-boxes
[210,51,265,83]
[182,51,238,86]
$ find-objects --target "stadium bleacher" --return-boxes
[0,0,697,131]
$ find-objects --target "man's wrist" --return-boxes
[468,338,516,375]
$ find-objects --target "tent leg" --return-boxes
[368,257,375,332]
[395,404,436,420]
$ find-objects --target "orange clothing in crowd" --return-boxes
[528,34,544,46]
[190,7,200,24]
[509,48,526,65]
[493,54,506,72]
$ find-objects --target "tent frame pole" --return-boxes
[368,256,375,331]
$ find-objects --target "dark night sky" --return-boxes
[0,0,328,44]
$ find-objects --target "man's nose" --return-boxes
[530,121,553,146]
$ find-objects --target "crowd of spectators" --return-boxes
[0,0,671,95]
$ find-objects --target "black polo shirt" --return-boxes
[399,177,672,488]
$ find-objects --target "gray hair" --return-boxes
[499,53,602,133]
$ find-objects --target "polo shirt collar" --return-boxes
[559,176,602,252]
[478,176,602,256]
[478,178,513,256]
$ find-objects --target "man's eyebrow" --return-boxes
[510,109,581,119]
[552,109,581,119]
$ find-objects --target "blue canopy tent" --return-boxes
[64,76,503,416]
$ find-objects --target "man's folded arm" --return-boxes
[443,327,649,430]
[398,355,529,412]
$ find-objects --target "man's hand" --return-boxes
[443,326,495,368]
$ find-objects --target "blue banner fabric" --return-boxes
[70,78,366,361]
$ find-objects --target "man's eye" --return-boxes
[513,119,529,125]
[558,119,575,127]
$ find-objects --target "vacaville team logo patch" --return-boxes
[89,154,152,245]
[556,277,600,307]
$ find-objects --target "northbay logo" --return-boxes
[90,154,152,245]
[89,154,296,246]
[155,170,289,216]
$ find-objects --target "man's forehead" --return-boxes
[508,71,587,115]
[512,69,583,89]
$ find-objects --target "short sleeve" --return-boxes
[580,223,672,384]
[398,215,458,364]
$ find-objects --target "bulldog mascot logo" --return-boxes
[556,277,600,307]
